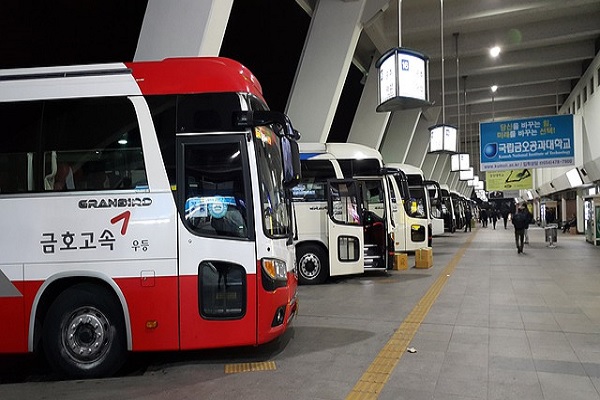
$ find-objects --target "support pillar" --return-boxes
[286,0,366,143]
[135,0,233,61]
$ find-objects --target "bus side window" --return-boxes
[0,101,43,194]
[292,159,335,202]
[41,97,146,192]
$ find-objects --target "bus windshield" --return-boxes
[254,126,291,238]
[408,186,428,219]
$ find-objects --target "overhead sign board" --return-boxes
[479,114,574,171]
[376,47,430,112]
[486,169,533,191]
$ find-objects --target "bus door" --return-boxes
[177,134,257,349]
[326,180,364,276]
[386,175,407,251]
[358,178,389,269]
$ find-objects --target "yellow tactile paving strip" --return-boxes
[224,361,277,374]
[346,232,476,400]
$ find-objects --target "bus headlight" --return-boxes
[261,258,288,291]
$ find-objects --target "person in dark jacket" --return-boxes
[501,208,510,229]
[479,208,488,227]
[562,214,577,233]
[491,209,499,229]
[512,204,529,253]
[464,207,472,232]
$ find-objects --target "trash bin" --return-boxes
[545,224,557,248]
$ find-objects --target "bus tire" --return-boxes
[42,283,127,379]
[297,244,328,285]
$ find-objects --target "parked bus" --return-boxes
[424,179,445,236]
[332,148,427,257]
[0,57,301,378]
[292,143,394,284]
[439,184,457,233]
[451,190,467,230]
[386,163,433,246]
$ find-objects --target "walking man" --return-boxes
[512,203,528,253]
[480,208,488,228]
[464,207,472,232]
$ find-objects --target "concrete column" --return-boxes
[561,195,567,225]
[134,0,233,61]
[286,0,366,143]
[347,58,391,149]
[422,154,438,180]
[405,115,436,168]
[576,192,584,233]
[439,160,451,184]
[380,108,421,163]
[433,154,450,183]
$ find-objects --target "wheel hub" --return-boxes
[64,307,109,361]
[299,253,320,278]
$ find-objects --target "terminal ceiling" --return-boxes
[300,0,600,152]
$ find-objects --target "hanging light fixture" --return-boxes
[429,0,457,154]
[451,153,470,171]
[376,0,431,112]
[459,167,474,181]
[450,33,469,170]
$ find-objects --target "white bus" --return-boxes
[292,143,394,284]
[0,57,301,378]
[424,179,445,236]
[325,147,428,255]
[440,184,457,232]
[386,163,434,245]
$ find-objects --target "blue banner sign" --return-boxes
[479,114,574,171]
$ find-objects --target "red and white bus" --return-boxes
[0,57,300,378]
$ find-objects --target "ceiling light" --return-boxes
[490,46,501,58]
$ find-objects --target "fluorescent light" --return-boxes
[566,168,583,187]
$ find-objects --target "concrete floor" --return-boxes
[1,224,600,399]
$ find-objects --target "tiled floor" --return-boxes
[379,225,600,400]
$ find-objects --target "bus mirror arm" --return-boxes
[234,111,301,141]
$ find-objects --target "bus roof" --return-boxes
[299,142,383,161]
[386,163,424,177]
[125,57,264,101]
[0,57,265,103]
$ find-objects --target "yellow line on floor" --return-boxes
[345,231,477,400]
[224,361,277,374]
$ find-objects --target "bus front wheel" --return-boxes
[297,244,328,285]
[42,283,127,379]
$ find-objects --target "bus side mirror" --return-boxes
[281,136,301,188]
[234,111,302,187]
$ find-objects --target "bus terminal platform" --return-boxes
[2,224,600,400]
